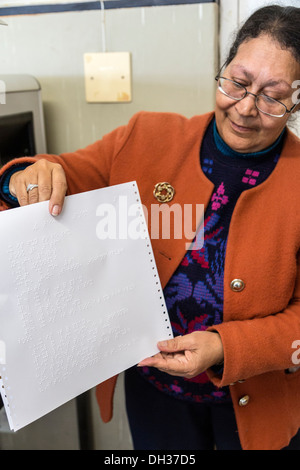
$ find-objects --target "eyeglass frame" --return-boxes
[215,75,297,118]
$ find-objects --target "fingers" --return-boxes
[138,352,181,369]
[9,160,67,215]
[48,164,68,216]
[138,336,193,369]
[138,350,194,377]
[157,334,195,353]
[137,332,220,379]
[8,170,23,198]
[13,178,31,207]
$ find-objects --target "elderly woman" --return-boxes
[1,5,300,450]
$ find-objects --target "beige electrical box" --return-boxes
[84,52,132,103]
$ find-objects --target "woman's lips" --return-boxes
[230,119,255,133]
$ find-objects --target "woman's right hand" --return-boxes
[9,159,68,216]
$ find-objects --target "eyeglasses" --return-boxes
[215,75,297,118]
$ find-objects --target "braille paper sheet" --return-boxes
[0,182,172,431]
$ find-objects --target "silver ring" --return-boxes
[26,184,39,192]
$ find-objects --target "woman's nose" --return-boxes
[235,93,258,117]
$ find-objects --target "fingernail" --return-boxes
[158,341,167,348]
[51,205,60,216]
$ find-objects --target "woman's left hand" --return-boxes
[138,331,224,378]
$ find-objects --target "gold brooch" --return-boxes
[153,182,175,203]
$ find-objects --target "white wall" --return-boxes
[239,0,300,20]
[0,3,219,155]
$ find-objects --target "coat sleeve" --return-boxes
[207,251,300,387]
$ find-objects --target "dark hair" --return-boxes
[224,5,300,67]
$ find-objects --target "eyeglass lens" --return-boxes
[218,77,287,117]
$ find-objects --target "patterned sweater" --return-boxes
[137,117,285,403]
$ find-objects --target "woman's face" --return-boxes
[215,35,300,153]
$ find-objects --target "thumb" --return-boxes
[158,335,189,352]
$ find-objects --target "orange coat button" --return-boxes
[238,395,250,407]
[230,279,245,292]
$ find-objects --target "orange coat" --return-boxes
[2,111,300,450]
